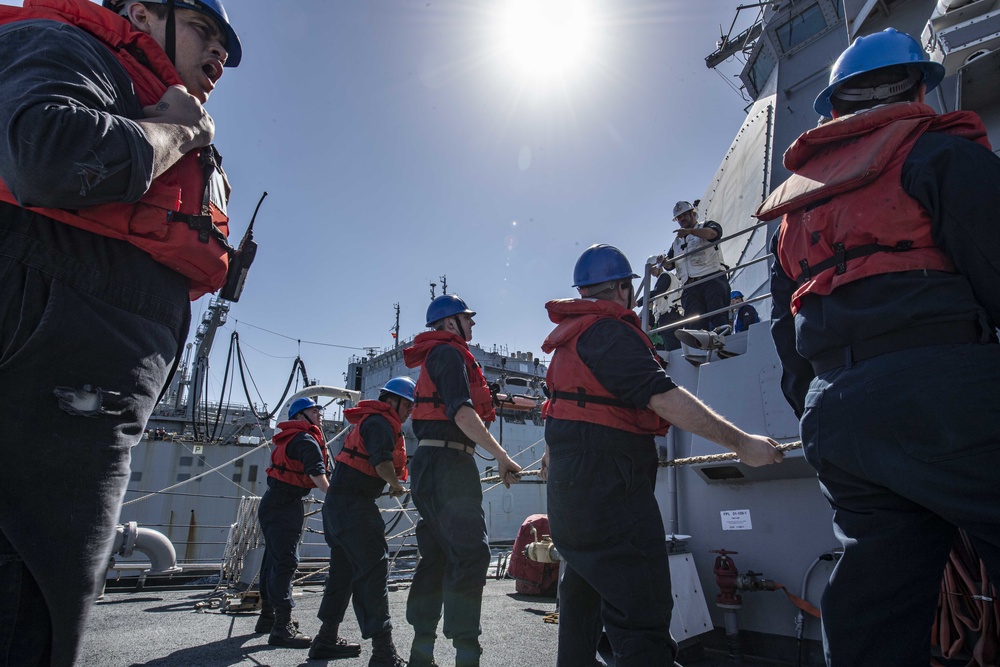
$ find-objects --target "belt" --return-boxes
[810,320,987,376]
[418,439,476,455]
[685,270,725,285]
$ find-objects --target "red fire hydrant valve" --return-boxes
[711,549,742,606]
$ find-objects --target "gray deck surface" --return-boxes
[79,578,751,667]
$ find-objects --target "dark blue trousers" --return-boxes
[802,343,1000,667]
[681,272,731,331]
[405,447,490,641]
[258,489,306,612]
[0,207,189,666]
[547,438,677,667]
[319,492,393,638]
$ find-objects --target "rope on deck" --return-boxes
[217,495,263,589]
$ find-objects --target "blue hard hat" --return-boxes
[426,294,475,327]
[288,397,320,419]
[814,28,943,117]
[573,244,638,288]
[731,290,744,299]
[382,376,416,402]
[104,0,242,67]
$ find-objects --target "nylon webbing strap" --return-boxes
[796,240,914,285]
[340,446,370,461]
[165,0,176,64]
[414,392,443,406]
[551,389,632,409]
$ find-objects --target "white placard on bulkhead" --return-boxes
[720,509,752,531]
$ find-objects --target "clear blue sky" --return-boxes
[107,1,755,410]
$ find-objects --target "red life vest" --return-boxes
[404,331,496,424]
[541,299,671,436]
[267,420,330,489]
[0,0,231,300]
[756,103,991,315]
[335,400,408,482]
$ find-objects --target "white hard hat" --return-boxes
[673,200,695,220]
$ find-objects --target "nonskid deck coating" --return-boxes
[80,578,763,667]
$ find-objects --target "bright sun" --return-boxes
[495,0,599,85]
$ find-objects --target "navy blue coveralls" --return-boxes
[0,17,191,667]
[258,434,327,612]
[405,344,491,644]
[319,414,397,639]
[545,319,679,667]
[770,131,1000,667]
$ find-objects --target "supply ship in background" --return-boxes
[99,1,999,665]
[119,294,548,568]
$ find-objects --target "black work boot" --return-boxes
[308,622,362,660]
[369,631,407,667]
[268,607,312,648]
[255,604,299,634]
[454,638,482,667]
[407,632,437,667]
[254,605,275,634]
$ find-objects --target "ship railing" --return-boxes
[639,218,773,337]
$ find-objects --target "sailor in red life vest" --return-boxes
[0,1,240,663]
[542,244,783,667]
[256,397,331,649]
[311,377,416,666]
[403,294,522,667]
[759,28,1000,667]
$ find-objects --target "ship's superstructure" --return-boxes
[629,1,1000,662]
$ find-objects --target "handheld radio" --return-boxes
[220,191,266,302]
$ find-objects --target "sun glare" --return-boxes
[496,0,598,85]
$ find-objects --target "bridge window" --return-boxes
[775,4,826,53]
[747,45,776,97]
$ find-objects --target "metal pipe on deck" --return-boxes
[112,521,182,574]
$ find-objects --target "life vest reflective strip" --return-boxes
[0,0,231,300]
[404,331,496,424]
[267,421,329,489]
[335,400,408,482]
[755,103,990,315]
[541,298,671,437]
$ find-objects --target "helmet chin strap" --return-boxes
[453,315,467,341]
[165,0,177,65]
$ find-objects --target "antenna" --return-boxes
[392,303,400,349]
[440,274,448,295]
[220,191,266,302]
[429,281,436,300]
